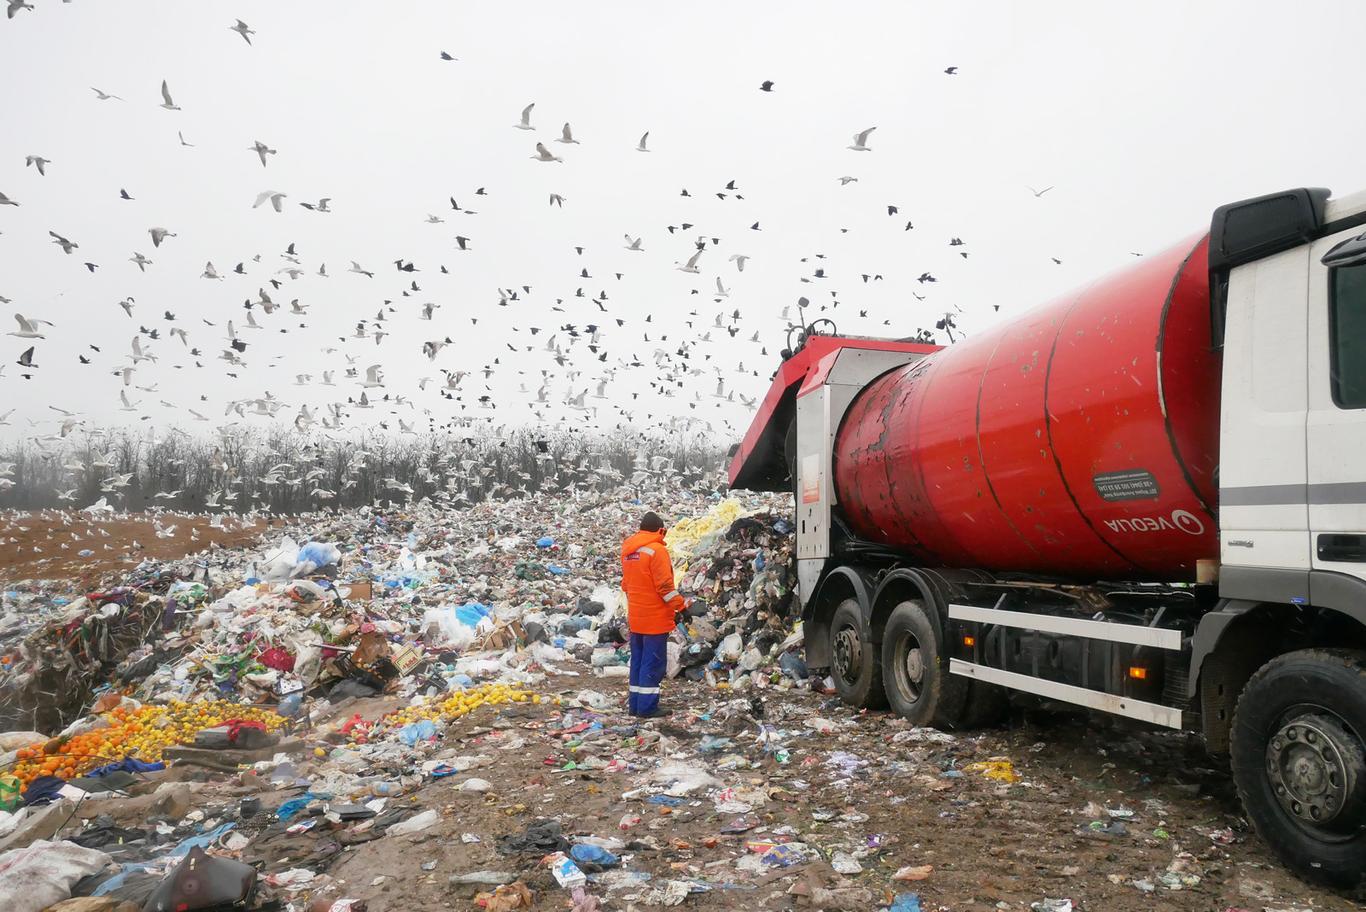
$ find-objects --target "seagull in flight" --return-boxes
[130,252,153,272]
[25,156,49,176]
[636,131,650,152]
[90,87,123,101]
[7,1,34,19]
[0,191,18,207]
[837,176,859,185]
[847,127,876,151]
[349,261,374,278]
[49,231,78,254]
[10,314,52,339]
[1028,185,1053,197]
[250,141,276,166]
[160,80,181,111]
[514,102,536,130]
[253,190,287,212]
[230,19,255,44]
[556,123,580,144]
[148,227,176,248]
[676,250,703,274]
[532,142,563,163]
[624,234,643,251]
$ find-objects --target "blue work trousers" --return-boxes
[628,631,669,716]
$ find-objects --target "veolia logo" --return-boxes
[1170,509,1205,536]
[1104,509,1206,536]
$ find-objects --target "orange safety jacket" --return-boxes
[621,529,686,634]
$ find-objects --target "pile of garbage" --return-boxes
[666,501,805,690]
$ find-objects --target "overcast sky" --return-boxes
[2,1,1365,443]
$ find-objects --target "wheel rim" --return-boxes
[1265,709,1366,838]
[895,631,924,703]
[833,624,862,686]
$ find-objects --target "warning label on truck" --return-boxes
[801,454,821,505]
[1093,469,1160,502]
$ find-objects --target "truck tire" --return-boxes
[829,598,886,709]
[1230,648,1366,893]
[881,600,968,727]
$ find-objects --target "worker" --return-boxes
[621,511,689,717]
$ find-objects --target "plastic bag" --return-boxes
[399,720,437,746]
[421,607,476,650]
[294,541,341,577]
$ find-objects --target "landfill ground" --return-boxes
[0,494,1357,911]
[0,509,265,582]
[261,682,1356,912]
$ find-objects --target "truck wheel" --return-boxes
[881,600,968,727]
[1230,648,1366,892]
[829,598,886,709]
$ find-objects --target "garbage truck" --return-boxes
[727,187,1366,887]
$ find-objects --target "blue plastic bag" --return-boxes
[399,719,437,745]
[570,843,620,868]
[535,536,555,548]
[454,602,491,627]
[890,893,922,912]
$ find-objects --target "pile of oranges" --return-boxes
[8,699,285,791]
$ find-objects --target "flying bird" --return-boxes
[148,227,176,247]
[676,250,703,274]
[759,80,775,92]
[636,131,650,152]
[848,127,876,151]
[1028,185,1053,198]
[159,80,180,111]
[7,1,34,20]
[10,314,52,339]
[944,66,958,75]
[532,142,563,163]
[0,191,18,206]
[253,190,286,212]
[250,140,276,166]
[440,51,456,61]
[48,231,78,254]
[230,19,255,44]
[25,155,49,176]
[514,102,536,130]
[91,87,123,101]
[557,123,580,144]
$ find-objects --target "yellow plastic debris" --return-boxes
[667,498,752,571]
[963,758,1019,782]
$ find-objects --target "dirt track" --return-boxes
[0,510,266,584]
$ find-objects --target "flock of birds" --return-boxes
[1,6,1082,513]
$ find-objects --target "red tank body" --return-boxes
[833,235,1220,582]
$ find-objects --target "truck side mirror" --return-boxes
[1322,231,1366,268]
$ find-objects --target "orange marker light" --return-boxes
[963,635,976,647]
[1128,666,1148,680]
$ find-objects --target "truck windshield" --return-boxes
[1330,264,1366,408]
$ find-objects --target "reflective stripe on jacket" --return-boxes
[621,529,684,634]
